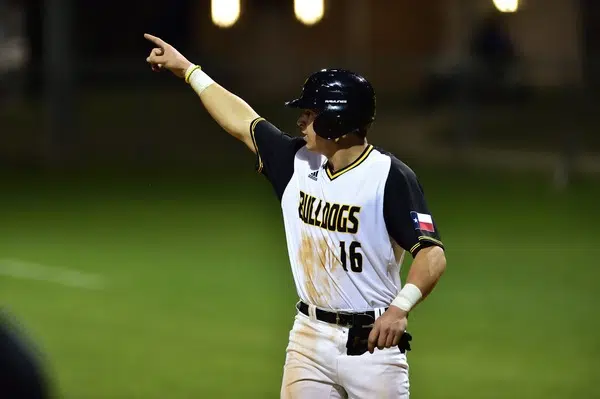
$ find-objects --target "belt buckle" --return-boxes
[361,312,376,327]
[335,313,340,325]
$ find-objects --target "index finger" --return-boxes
[144,33,167,47]
[367,324,379,354]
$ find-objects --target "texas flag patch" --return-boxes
[410,211,435,233]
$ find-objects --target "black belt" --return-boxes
[297,301,384,327]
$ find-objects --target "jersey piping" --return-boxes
[325,144,375,180]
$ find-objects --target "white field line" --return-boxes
[0,258,106,290]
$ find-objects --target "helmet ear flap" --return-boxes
[313,111,346,140]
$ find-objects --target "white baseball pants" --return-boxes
[280,309,410,399]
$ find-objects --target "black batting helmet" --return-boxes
[285,69,376,140]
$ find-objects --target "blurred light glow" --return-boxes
[492,0,519,12]
[211,0,240,28]
[294,0,324,26]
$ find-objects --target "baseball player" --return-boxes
[145,33,447,399]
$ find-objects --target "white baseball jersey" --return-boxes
[251,118,444,312]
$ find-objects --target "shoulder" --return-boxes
[252,118,306,151]
[251,117,307,171]
[372,146,417,183]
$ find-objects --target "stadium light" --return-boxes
[294,0,324,26]
[492,0,519,12]
[211,0,240,28]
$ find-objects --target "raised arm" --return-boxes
[144,33,258,153]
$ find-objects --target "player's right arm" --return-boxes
[144,33,306,198]
[192,84,260,153]
[143,33,258,153]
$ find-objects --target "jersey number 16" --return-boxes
[339,241,362,273]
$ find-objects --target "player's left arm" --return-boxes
[402,245,446,308]
[368,159,447,353]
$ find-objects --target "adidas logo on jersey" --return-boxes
[308,170,319,181]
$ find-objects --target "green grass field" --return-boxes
[1,168,598,398]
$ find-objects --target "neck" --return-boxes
[326,139,369,173]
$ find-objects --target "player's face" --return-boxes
[297,110,326,152]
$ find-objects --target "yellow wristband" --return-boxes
[185,65,201,84]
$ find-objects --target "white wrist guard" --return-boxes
[391,283,423,312]
[185,64,215,95]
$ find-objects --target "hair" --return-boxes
[355,122,372,139]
